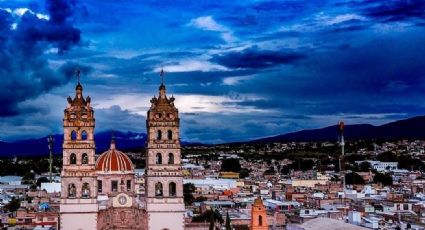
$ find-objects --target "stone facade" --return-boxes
[59,81,183,230]
[145,83,185,230]
[60,82,98,230]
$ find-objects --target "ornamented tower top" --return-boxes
[145,70,185,230]
[60,71,98,230]
[64,82,94,129]
[148,83,178,121]
[250,197,268,230]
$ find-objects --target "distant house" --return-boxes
[355,161,398,172]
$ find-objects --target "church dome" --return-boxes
[96,140,134,172]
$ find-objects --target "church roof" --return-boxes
[254,197,264,206]
[67,82,91,108]
[96,140,134,172]
[149,83,177,110]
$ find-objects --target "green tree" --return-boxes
[4,197,21,212]
[225,212,231,230]
[209,209,215,230]
[358,161,371,172]
[398,155,425,171]
[221,158,241,172]
[280,165,291,175]
[183,183,195,205]
[239,169,250,179]
[264,166,275,175]
[373,172,393,186]
[377,151,397,162]
[22,172,35,184]
[36,177,49,187]
[345,172,365,185]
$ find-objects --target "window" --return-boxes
[82,153,88,164]
[71,130,77,140]
[68,183,76,198]
[156,130,162,140]
[156,153,162,164]
[81,131,88,140]
[155,182,163,197]
[169,182,176,197]
[82,183,90,198]
[167,130,172,140]
[112,180,118,192]
[98,180,102,193]
[168,153,174,164]
[259,215,263,226]
[127,180,131,192]
[70,153,77,165]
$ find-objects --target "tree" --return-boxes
[22,172,35,184]
[36,177,49,187]
[398,155,425,171]
[280,165,291,175]
[264,166,275,175]
[358,161,371,172]
[377,151,397,162]
[209,209,215,230]
[193,209,223,225]
[345,172,365,185]
[225,212,232,230]
[221,158,241,172]
[4,197,21,212]
[184,183,195,205]
[239,169,250,179]
[373,173,393,186]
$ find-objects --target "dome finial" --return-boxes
[110,130,116,149]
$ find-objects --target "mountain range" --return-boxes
[250,115,425,143]
[1,115,425,157]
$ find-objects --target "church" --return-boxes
[59,75,185,230]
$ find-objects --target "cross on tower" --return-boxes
[159,68,164,84]
[75,69,81,84]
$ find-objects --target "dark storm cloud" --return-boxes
[0,0,82,117]
[59,62,93,78]
[351,0,425,22]
[46,0,76,24]
[366,1,425,21]
[211,47,305,69]
[2,0,425,142]
[96,105,146,133]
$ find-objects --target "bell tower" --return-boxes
[60,78,98,230]
[251,197,268,230]
[145,81,185,230]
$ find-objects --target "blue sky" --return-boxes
[0,0,424,143]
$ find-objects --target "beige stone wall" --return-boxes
[145,85,185,230]
[60,84,98,230]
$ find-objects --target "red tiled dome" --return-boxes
[96,140,134,172]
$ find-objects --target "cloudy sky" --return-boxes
[0,0,424,143]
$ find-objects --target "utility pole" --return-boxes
[339,121,345,190]
[339,121,347,219]
[47,135,54,182]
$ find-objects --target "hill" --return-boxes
[250,115,425,143]
[0,131,146,157]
